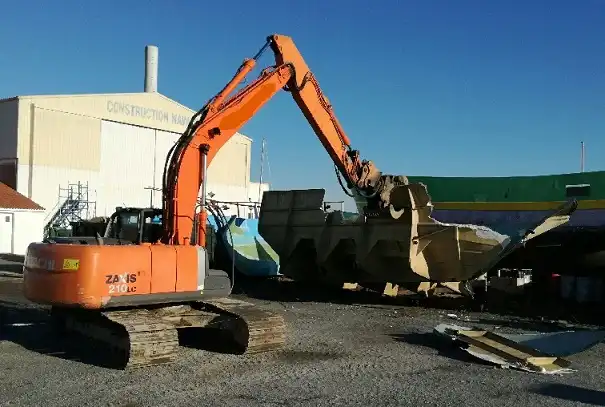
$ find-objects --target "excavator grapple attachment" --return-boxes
[257,185,577,290]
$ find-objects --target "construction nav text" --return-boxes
[106,101,189,126]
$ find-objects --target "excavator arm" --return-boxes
[162,34,388,246]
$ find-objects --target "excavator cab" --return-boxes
[103,207,163,244]
[49,207,164,245]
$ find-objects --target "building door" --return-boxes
[0,212,13,253]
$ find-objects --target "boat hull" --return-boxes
[209,215,280,278]
[407,170,605,275]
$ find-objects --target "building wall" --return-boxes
[11,93,257,221]
[12,210,45,255]
[98,120,155,214]
[0,210,14,253]
[16,92,250,163]
[15,93,196,168]
[248,181,270,203]
[0,208,44,255]
[149,128,251,206]
[18,107,101,215]
[98,120,252,216]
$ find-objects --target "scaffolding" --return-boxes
[44,181,97,237]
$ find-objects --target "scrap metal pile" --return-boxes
[258,181,577,296]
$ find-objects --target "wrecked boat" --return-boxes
[212,215,281,277]
[407,171,605,280]
[257,181,577,296]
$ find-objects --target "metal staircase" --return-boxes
[44,182,97,237]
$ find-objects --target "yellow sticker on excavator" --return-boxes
[62,258,80,270]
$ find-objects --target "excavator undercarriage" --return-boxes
[49,297,285,369]
[28,206,286,369]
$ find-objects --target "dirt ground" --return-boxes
[1,275,604,407]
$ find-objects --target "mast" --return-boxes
[580,141,585,172]
[258,138,266,202]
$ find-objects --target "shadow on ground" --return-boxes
[470,316,575,332]
[177,327,249,355]
[0,298,272,369]
[389,331,493,367]
[0,254,24,263]
[233,275,476,311]
[0,253,24,274]
[233,275,605,327]
[480,287,605,327]
[532,383,605,406]
[0,300,127,369]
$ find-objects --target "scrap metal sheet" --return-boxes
[434,324,605,374]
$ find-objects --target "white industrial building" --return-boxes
[0,45,268,242]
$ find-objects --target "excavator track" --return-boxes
[51,307,180,369]
[201,297,286,354]
[49,297,285,370]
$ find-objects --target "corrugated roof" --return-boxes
[13,92,196,114]
[1,92,253,142]
[0,183,44,210]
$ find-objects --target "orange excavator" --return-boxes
[22,34,406,368]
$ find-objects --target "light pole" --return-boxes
[144,186,161,208]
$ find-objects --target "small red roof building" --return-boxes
[0,183,44,210]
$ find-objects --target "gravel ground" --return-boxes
[1,276,605,407]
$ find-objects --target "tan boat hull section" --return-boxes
[258,185,577,285]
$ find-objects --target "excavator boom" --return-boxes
[162,34,383,246]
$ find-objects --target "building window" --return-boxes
[0,159,17,189]
[565,184,591,198]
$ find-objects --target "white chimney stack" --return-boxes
[144,45,158,93]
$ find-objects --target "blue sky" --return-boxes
[1,1,604,209]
